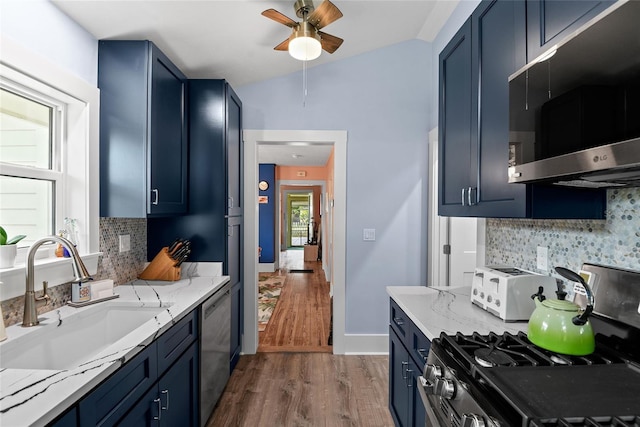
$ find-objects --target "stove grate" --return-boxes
[531,415,640,427]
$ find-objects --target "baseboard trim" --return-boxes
[258,263,275,273]
[342,334,389,355]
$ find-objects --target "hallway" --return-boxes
[258,249,332,353]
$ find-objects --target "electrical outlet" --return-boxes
[537,246,548,271]
[363,228,376,241]
[119,234,131,253]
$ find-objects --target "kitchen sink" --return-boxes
[0,302,170,370]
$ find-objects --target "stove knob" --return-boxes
[487,295,493,303]
[473,288,478,296]
[424,364,442,381]
[461,414,486,427]
[434,377,455,399]
[495,299,500,307]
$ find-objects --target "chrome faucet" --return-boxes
[23,235,93,327]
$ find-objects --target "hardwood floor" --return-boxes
[207,353,394,427]
[258,250,332,353]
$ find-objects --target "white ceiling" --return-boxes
[52,0,458,166]
[258,143,334,166]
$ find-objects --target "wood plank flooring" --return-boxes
[207,353,394,427]
[258,250,332,353]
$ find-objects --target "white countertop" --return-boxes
[0,263,229,427]
[386,286,528,340]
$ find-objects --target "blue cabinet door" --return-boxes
[438,18,473,217]
[389,327,411,427]
[230,280,242,371]
[226,85,243,217]
[527,0,615,62]
[157,342,199,427]
[471,0,529,218]
[148,43,188,216]
[118,342,199,427]
[48,407,77,427]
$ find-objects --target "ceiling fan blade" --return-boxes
[307,0,343,30]
[318,31,343,54]
[274,38,290,51]
[262,9,297,27]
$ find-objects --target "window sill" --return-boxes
[0,252,102,301]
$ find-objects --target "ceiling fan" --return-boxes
[262,0,344,61]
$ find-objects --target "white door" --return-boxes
[428,128,483,287]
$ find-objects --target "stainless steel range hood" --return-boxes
[508,138,640,188]
[507,0,640,188]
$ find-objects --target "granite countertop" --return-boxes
[0,263,229,427]
[386,286,528,340]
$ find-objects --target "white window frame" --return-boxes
[0,36,100,301]
[1,80,67,242]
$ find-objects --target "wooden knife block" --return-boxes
[139,247,181,281]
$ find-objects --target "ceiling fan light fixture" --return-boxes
[288,22,322,61]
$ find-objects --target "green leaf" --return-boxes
[0,227,6,245]
[7,235,26,245]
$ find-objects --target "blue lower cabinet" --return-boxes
[119,341,199,426]
[389,299,430,427]
[78,343,158,427]
[74,308,201,427]
[48,407,78,427]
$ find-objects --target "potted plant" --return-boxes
[0,226,26,269]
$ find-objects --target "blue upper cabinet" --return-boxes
[438,18,473,217]
[438,0,607,219]
[99,40,188,217]
[526,0,616,62]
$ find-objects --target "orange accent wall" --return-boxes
[276,165,329,181]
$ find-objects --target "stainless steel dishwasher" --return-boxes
[200,282,231,426]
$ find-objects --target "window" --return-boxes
[0,86,63,247]
[0,37,100,264]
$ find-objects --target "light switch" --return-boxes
[537,246,548,271]
[119,234,131,253]
[363,228,376,241]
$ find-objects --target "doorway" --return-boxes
[243,130,348,355]
[286,192,312,247]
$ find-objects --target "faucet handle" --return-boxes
[36,280,51,306]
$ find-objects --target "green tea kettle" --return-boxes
[527,267,595,356]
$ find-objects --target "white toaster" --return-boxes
[470,266,558,322]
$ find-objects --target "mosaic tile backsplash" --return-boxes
[486,188,640,291]
[96,217,147,286]
[1,218,147,327]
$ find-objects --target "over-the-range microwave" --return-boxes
[507,0,640,188]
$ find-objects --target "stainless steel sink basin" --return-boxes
[0,303,169,370]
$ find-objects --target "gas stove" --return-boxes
[419,264,640,427]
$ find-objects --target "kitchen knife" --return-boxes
[167,238,181,254]
[175,249,191,267]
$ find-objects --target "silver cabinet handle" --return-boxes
[228,196,234,209]
[161,389,169,411]
[406,368,413,387]
[401,361,409,380]
[153,398,162,420]
[461,188,466,206]
[417,348,429,361]
[152,189,159,205]
[468,186,473,206]
[393,317,404,326]
[490,278,499,284]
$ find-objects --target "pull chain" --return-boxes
[302,60,308,107]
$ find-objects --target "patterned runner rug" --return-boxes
[258,275,285,332]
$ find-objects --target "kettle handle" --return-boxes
[531,286,546,302]
[555,267,594,326]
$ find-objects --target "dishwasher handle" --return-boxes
[203,287,231,320]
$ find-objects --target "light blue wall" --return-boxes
[237,39,432,334]
[0,0,98,85]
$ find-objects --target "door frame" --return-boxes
[243,129,348,355]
